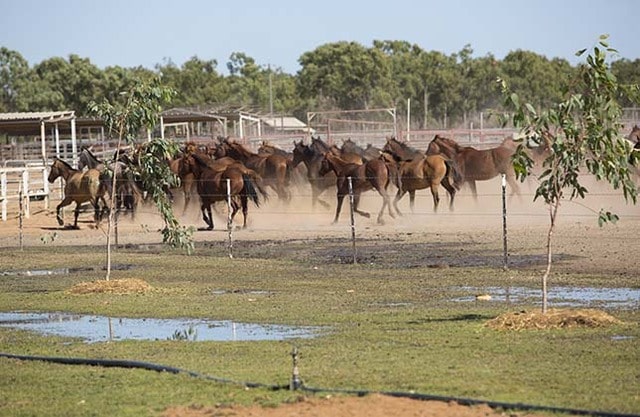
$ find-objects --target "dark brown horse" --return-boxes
[216,139,291,202]
[341,138,382,162]
[319,152,399,224]
[292,140,337,209]
[183,152,266,230]
[426,135,520,199]
[48,158,110,229]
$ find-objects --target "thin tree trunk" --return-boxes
[542,198,561,314]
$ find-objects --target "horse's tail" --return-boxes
[242,174,261,207]
[245,169,269,202]
[444,158,463,190]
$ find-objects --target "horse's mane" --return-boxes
[54,157,74,170]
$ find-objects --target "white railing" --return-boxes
[0,166,49,221]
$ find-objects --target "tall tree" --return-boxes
[0,48,30,112]
[501,35,639,313]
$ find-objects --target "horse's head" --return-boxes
[629,125,640,143]
[47,158,69,183]
[292,140,311,167]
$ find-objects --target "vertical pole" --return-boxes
[348,177,357,264]
[226,178,233,259]
[70,117,77,168]
[501,174,508,270]
[160,116,165,140]
[19,189,24,250]
[21,170,30,218]
[41,121,47,163]
[1,171,7,221]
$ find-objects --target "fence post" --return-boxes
[226,178,233,259]
[21,169,30,219]
[19,189,24,250]
[348,177,357,264]
[501,174,508,270]
[1,171,7,221]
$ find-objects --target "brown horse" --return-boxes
[183,152,266,230]
[393,154,459,214]
[48,158,110,229]
[292,140,337,209]
[426,135,520,199]
[216,139,291,202]
[319,152,399,224]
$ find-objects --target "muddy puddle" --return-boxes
[0,311,324,343]
[453,286,640,308]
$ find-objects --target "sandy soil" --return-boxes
[1,175,638,417]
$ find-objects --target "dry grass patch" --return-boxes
[67,278,153,295]
[486,308,623,330]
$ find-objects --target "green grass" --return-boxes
[0,243,638,416]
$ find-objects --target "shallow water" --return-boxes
[0,311,323,343]
[453,286,640,308]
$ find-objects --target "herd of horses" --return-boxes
[47,125,640,230]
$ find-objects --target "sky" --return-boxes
[2,0,638,75]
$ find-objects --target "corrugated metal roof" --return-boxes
[0,111,75,122]
[262,116,308,130]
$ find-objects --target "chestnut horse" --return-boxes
[215,139,291,202]
[183,152,266,230]
[393,154,460,214]
[426,135,520,199]
[48,158,110,229]
[319,152,400,224]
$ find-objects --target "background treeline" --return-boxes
[2,40,640,129]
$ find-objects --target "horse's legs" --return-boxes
[73,203,83,229]
[506,174,521,198]
[468,181,478,201]
[332,193,345,224]
[241,196,249,228]
[201,203,214,230]
[393,188,406,216]
[409,191,416,212]
[441,178,456,211]
[430,184,440,212]
[55,197,73,226]
[352,194,370,219]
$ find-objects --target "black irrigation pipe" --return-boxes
[0,352,288,391]
[2,351,639,417]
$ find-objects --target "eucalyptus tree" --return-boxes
[157,56,226,106]
[0,47,30,112]
[611,58,640,107]
[89,79,194,278]
[297,41,393,110]
[501,36,639,313]
[500,50,574,111]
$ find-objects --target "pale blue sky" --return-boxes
[2,0,637,74]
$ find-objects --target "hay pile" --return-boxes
[486,308,623,330]
[67,278,153,295]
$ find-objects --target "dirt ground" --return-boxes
[1,175,638,417]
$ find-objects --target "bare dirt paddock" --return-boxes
[1,175,639,417]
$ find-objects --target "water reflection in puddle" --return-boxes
[0,312,323,343]
[453,286,640,308]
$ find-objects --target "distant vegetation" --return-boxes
[1,41,639,128]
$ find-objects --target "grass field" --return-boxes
[0,234,638,417]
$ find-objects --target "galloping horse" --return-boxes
[292,140,337,209]
[216,139,291,202]
[340,138,382,162]
[48,158,110,229]
[319,152,399,224]
[183,152,266,230]
[393,154,459,214]
[78,146,143,219]
[427,135,520,199]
